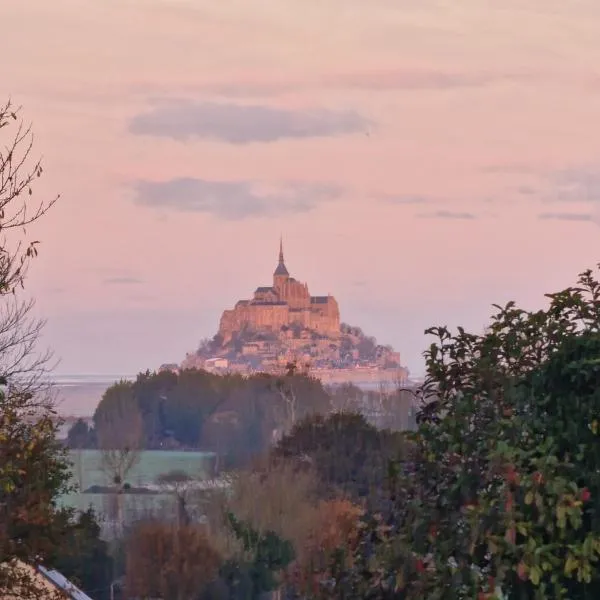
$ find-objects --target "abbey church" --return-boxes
[218,240,341,343]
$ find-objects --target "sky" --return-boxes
[3,0,600,377]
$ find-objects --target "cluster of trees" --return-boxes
[68,368,333,466]
[324,267,600,600]
[339,322,395,362]
[119,410,404,599]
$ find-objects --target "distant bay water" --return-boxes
[47,372,426,418]
[49,373,136,417]
[50,373,137,386]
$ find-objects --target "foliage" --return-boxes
[337,323,398,364]
[50,508,113,600]
[0,100,58,297]
[0,99,73,594]
[0,385,73,589]
[327,266,600,600]
[286,499,364,598]
[72,369,330,467]
[125,519,222,600]
[221,512,295,599]
[66,418,95,449]
[94,380,143,492]
[156,469,194,526]
[222,459,321,555]
[329,383,364,413]
[273,412,406,506]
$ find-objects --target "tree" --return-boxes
[94,381,143,488]
[163,369,224,447]
[374,386,418,432]
[51,508,113,600]
[271,372,331,434]
[273,412,405,505]
[224,459,321,545]
[221,513,295,600]
[0,99,70,595]
[285,499,363,598]
[125,520,222,600]
[156,470,194,527]
[66,418,94,449]
[333,265,600,600]
[329,383,363,413]
[94,381,143,538]
[0,100,58,394]
[0,387,73,595]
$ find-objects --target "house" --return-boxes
[204,357,228,370]
[0,560,93,600]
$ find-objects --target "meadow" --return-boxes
[59,449,215,516]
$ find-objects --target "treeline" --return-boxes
[66,367,417,468]
[67,368,334,466]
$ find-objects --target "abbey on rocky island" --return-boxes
[218,239,341,344]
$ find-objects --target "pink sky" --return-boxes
[3,0,600,376]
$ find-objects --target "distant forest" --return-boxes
[66,367,416,468]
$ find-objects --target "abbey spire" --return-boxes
[274,236,289,278]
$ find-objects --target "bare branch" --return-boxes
[0,100,59,296]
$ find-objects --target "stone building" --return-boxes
[218,239,340,343]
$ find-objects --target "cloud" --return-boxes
[334,69,533,92]
[538,212,594,222]
[516,185,536,196]
[129,100,371,143]
[417,210,477,220]
[104,276,143,285]
[479,163,536,175]
[131,177,341,220]
[380,194,431,205]
[546,168,600,203]
[147,68,534,99]
[186,82,295,98]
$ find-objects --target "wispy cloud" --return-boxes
[546,168,600,203]
[129,100,371,143]
[148,68,535,99]
[538,212,594,222]
[380,194,431,205]
[417,210,477,220]
[516,185,537,196]
[334,69,534,92]
[131,177,341,220]
[104,276,144,285]
[480,163,537,175]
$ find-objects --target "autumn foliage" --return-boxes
[287,499,363,596]
[323,266,600,600]
[125,520,221,600]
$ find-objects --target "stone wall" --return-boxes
[219,303,291,342]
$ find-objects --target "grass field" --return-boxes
[59,449,216,516]
[66,449,215,490]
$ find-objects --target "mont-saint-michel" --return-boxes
[180,240,408,385]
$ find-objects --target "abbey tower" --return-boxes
[218,239,340,343]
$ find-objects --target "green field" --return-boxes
[60,449,215,516]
